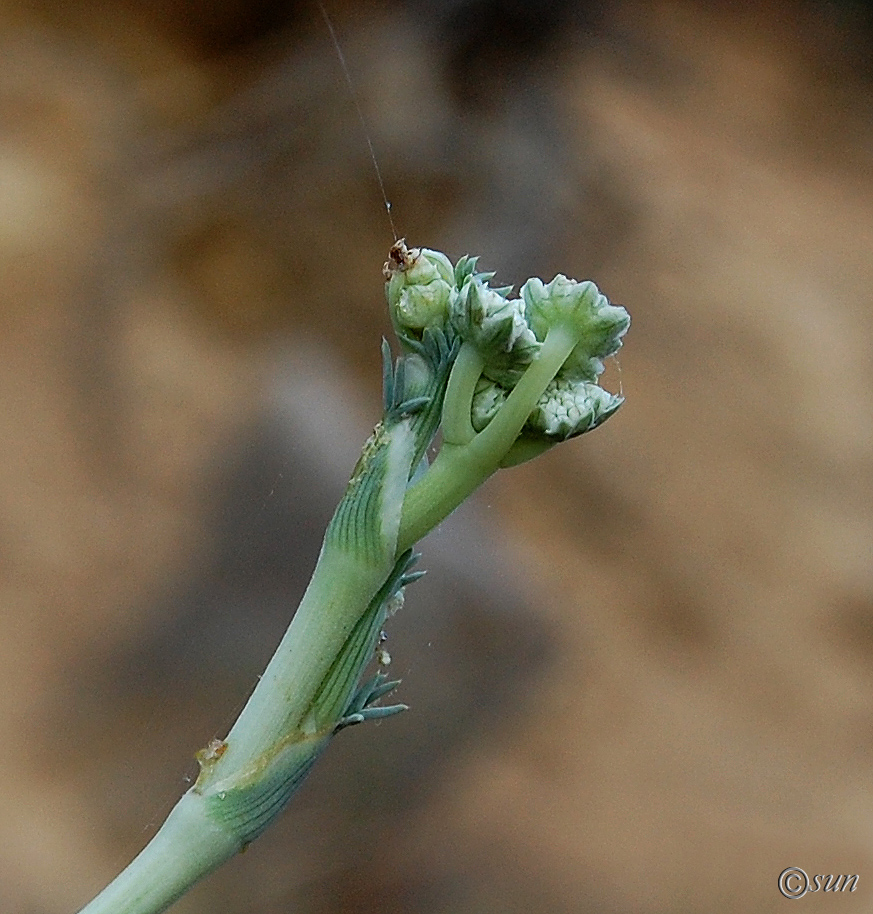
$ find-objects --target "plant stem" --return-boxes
[440,341,483,445]
[73,242,629,914]
[77,793,241,914]
[396,324,575,550]
[77,416,417,914]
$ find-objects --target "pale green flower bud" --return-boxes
[400,353,433,402]
[470,376,508,432]
[385,242,454,335]
[405,247,454,287]
[527,376,623,439]
[521,275,630,381]
[450,279,540,385]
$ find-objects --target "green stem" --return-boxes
[77,793,241,914]
[440,341,484,445]
[206,547,384,779]
[77,416,418,914]
[397,324,576,551]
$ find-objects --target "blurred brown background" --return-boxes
[1,0,872,911]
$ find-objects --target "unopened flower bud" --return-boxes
[522,275,630,381]
[385,241,454,335]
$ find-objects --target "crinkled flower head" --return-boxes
[450,280,540,385]
[521,275,630,381]
[385,242,455,338]
[471,375,623,441]
[526,376,623,440]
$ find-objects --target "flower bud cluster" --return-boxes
[449,261,540,385]
[386,241,630,444]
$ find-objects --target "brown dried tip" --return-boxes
[195,738,228,769]
[382,238,419,280]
